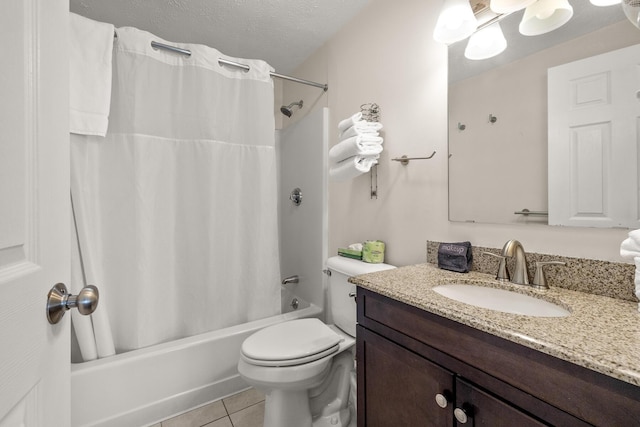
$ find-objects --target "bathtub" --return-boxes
[71,292,321,427]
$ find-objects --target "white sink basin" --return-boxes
[432,284,570,317]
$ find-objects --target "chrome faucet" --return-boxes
[501,240,530,285]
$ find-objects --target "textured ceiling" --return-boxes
[70,0,371,74]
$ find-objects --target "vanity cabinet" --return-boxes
[359,327,453,426]
[356,287,640,427]
[358,327,545,426]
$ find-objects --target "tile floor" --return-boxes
[151,388,265,427]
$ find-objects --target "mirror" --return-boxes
[448,2,640,227]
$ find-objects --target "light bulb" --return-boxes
[464,22,507,60]
[519,0,573,36]
[490,0,537,13]
[535,9,555,19]
[622,0,640,29]
[589,0,621,5]
[433,0,478,44]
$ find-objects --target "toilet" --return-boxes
[237,256,396,427]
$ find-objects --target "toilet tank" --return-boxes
[326,256,396,337]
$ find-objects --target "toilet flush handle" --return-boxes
[348,291,357,303]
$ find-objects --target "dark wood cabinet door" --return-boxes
[358,326,454,427]
[455,378,548,427]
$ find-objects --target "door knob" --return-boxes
[47,283,99,324]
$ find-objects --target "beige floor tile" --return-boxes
[229,402,265,427]
[149,424,162,427]
[203,416,233,427]
[222,388,265,414]
[162,400,227,427]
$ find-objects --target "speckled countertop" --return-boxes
[350,263,640,387]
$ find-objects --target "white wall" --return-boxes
[284,0,632,266]
[277,108,329,309]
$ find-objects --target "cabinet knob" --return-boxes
[454,407,470,424]
[435,393,449,408]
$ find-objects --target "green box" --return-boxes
[338,248,362,260]
[362,240,385,263]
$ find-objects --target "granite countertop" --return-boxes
[350,263,640,387]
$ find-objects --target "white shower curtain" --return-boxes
[71,27,281,356]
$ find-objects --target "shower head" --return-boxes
[280,100,303,117]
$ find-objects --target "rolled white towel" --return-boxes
[338,112,363,132]
[329,135,384,165]
[629,229,640,247]
[330,155,379,181]
[620,238,640,259]
[635,257,640,311]
[339,121,384,140]
[622,238,640,251]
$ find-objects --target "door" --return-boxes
[0,0,70,425]
[357,326,454,427]
[548,44,640,228]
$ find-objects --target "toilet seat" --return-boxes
[241,318,343,367]
[241,344,339,367]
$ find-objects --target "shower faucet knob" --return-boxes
[46,283,99,325]
[290,188,303,206]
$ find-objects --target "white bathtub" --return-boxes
[71,293,321,427]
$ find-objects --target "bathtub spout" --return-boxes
[281,275,299,285]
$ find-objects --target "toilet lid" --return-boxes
[241,318,342,366]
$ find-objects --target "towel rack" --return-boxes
[391,151,436,166]
[360,103,380,122]
[361,103,380,199]
[514,209,548,216]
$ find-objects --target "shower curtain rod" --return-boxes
[150,40,328,91]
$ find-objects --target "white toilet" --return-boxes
[237,256,396,427]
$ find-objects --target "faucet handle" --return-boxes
[533,261,566,289]
[483,252,510,282]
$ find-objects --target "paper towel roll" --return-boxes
[363,240,385,263]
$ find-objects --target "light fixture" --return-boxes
[590,0,621,5]
[490,0,536,14]
[433,0,478,44]
[519,0,574,36]
[622,0,640,29]
[464,22,507,60]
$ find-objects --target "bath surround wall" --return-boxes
[282,0,632,267]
